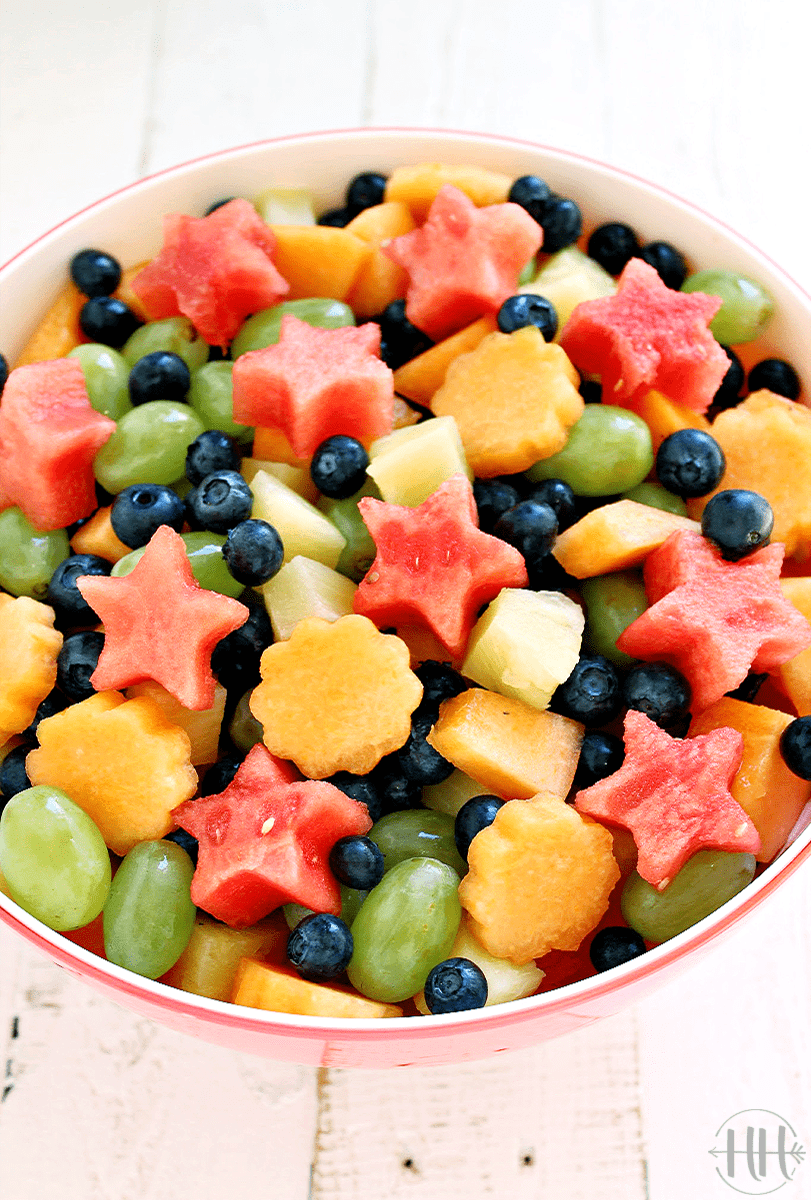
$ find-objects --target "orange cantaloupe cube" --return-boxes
[552,499,701,578]
[345,201,416,319]
[70,505,131,563]
[0,595,63,745]
[269,225,372,302]
[628,389,712,453]
[384,162,512,223]
[231,958,403,1018]
[125,679,226,764]
[116,261,151,320]
[776,578,811,716]
[426,688,584,800]
[689,696,811,862]
[164,912,288,1002]
[14,281,85,366]
[392,315,498,406]
[251,426,310,469]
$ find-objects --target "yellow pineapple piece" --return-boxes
[260,556,357,642]
[422,767,490,818]
[367,416,471,507]
[519,245,616,337]
[125,679,226,765]
[232,958,403,1018]
[414,912,544,1013]
[0,595,63,745]
[164,913,288,1002]
[239,456,319,503]
[459,792,620,964]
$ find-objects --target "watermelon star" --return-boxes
[231,315,395,460]
[617,530,811,712]
[559,257,729,413]
[76,525,249,710]
[352,474,529,660]
[383,184,544,341]
[171,743,372,927]
[575,709,760,890]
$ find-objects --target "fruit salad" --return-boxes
[1,158,810,1023]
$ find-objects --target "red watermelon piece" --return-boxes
[231,314,394,458]
[575,709,759,891]
[130,198,289,348]
[0,358,115,531]
[382,185,543,341]
[559,257,729,413]
[172,743,373,927]
[352,473,528,660]
[616,530,811,713]
[76,525,249,710]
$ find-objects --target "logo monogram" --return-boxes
[709,1110,805,1194]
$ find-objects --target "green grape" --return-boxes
[621,481,688,517]
[122,316,209,372]
[228,689,264,753]
[283,901,313,930]
[0,508,69,600]
[187,362,252,443]
[681,269,774,344]
[348,857,461,1002]
[68,343,132,419]
[103,840,196,978]
[581,569,648,668]
[231,298,356,358]
[517,257,538,286]
[526,405,653,496]
[111,531,244,598]
[369,809,467,878]
[282,885,367,931]
[94,401,205,492]
[0,785,111,931]
[621,850,757,943]
[320,480,380,582]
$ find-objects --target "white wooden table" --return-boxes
[1,2,810,1197]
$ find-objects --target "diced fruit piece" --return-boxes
[77,526,249,710]
[392,316,498,406]
[163,912,288,1001]
[26,691,197,855]
[345,201,416,318]
[422,768,491,818]
[427,688,584,800]
[249,469,346,569]
[552,499,701,579]
[559,257,728,413]
[353,475,527,660]
[250,615,422,778]
[383,185,543,341]
[232,316,394,459]
[255,188,316,226]
[429,326,583,477]
[627,389,712,454]
[458,793,619,964]
[232,958,402,1018]
[414,913,544,1012]
[172,743,371,926]
[70,506,132,563]
[616,531,811,712]
[0,359,115,531]
[776,578,811,715]
[384,162,512,222]
[240,456,319,504]
[251,426,309,469]
[125,680,226,765]
[269,225,371,301]
[519,245,616,336]
[260,555,357,641]
[14,281,84,366]
[689,697,811,862]
[367,416,471,507]
[575,710,759,891]
[462,588,584,710]
[0,595,62,745]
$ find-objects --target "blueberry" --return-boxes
[472,478,521,534]
[497,294,557,341]
[47,553,112,624]
[655,429,726,498]
[424,957,488,1013]
[327,771,383,823]
[317,207,357,228]
[573,730,625,790]
[0,744,33,802]
[329,835,385,890]
[0,352,7,398]
[110,484,186,548]
[393,711,454,785]
[57,631,105,701]
[128,351,191,406]
[223,519,284,586]
[454,794,505,860]
[638,241,687,290]
[526,479,578,532]
[287,912,353,981]
[371,759,422,815]
[310,435,370,499]
[493,500,558,581]
[623,662,692,731]
[727,672,767,703]
[375,299,433,369]
[185,470,253,534]
[69,248,122,297]
[712,346,745,411]
[414,661,467,716]
[538,195,582,253]
[701,489,773,560]
[164,827,199,866]
[204,197,236,215]
[552,654,622,727]
[211,597,273,693]
[200,754,243,796]
[346,172,387,212]
[79,296,142,348]
[508,175,552,224]
[587,223,640,276]
[589,927,647,973]
[185,430,241,486]
[22,689,69,739]
[780,717,811,780]
[747,358,801,401]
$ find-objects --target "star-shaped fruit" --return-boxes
[575,709,760,890]
[559,257,729,413]
[382,184,544,341]
[171,743,372,927]
[76,525,249,710]
[231,315,394,459]
[353,474,529,660]
[0,359,115,530]
[617,530,811,712]
[130,198,289,348]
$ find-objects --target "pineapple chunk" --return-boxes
[249,469,346,569]
[414,912,544,1012]
[520,246,616,337]
[462,589,584,710]
[367,415,471,506]
[422,767,490,818]
[240,456,319,503]
[125,679,226,765]
[164,913,287,1002]
[260,555,357,641]
[254,187,316,226]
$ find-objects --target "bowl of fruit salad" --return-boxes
[1,128,810,1069]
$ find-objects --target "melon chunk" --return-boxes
[260,555,357,641]
[392,316,498,406]
[777,578,811,715]
[384,162,512,222]
[269,225,371,301]
[232,957,403,1018]
[552,499,701,579]
[521,245,616,338]
[249,469,346,569]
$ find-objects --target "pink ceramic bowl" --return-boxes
[1,129,809,1068]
